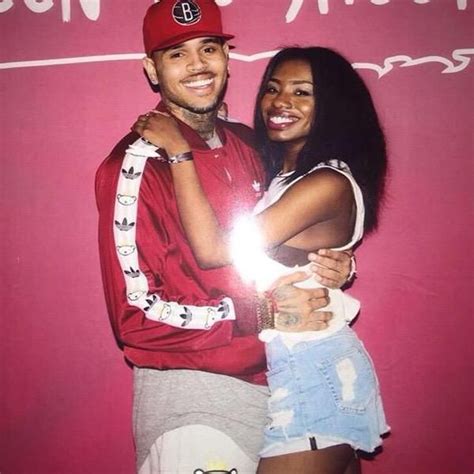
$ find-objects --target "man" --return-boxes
[95,1,352,472]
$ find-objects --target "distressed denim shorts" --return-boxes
[260,326,389,457]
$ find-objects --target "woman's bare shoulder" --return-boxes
[283,167,353,204]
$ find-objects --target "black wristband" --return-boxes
[168,151,193,164]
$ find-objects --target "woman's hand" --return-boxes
[308,249,355,289]
[269,271,333,332]
[132,110,190,156]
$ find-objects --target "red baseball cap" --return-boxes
[143,0,234,56]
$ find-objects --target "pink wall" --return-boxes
[1,1,472,473]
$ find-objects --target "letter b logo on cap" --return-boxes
[173,0,201,25]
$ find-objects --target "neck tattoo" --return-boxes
[174,108,218,141]
[187,113,217,140]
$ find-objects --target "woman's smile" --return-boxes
[266,112,300,130]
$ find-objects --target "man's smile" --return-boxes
[182,75,216,93]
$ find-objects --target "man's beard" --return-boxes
[184,101,220,114]
[161,82,227,117]
[169,94,222,115]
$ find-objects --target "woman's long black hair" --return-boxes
[253,47,387,233]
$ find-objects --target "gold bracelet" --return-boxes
[168,151,193,164]
[256,293,275,332]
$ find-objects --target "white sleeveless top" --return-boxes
[253,160,365,348]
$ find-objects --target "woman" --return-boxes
[135,47,389,473]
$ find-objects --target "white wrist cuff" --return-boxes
[347,255,357,282]
[126,138,161,159]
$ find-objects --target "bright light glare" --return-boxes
[230,215,282,292]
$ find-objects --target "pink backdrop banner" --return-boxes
[1,1,473,473]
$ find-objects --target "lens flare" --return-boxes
[230,215,283,291]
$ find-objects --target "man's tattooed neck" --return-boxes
[167,103,218,141]
[181,109,217,140]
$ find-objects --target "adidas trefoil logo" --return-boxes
[124,267,140,278]
[217,300,230,319]
[144,294,159,312]
[115,218,135,231]
[121,166,142,180]
[179,307,192,327]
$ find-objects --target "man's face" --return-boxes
[144,37,229,117]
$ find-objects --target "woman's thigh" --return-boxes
[257,444,359,474]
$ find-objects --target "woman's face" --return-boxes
[261,59,315,152]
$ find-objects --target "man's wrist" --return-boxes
[164,138,191,157]
[167,151,194,164]
[256,292,276,332]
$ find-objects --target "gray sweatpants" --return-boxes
[133,368,269,473]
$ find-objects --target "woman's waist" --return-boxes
[264,325,360,368]
[259,314,349,349]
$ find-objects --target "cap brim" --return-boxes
[148,31,234,55]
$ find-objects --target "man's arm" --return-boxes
[96,137,236,352]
